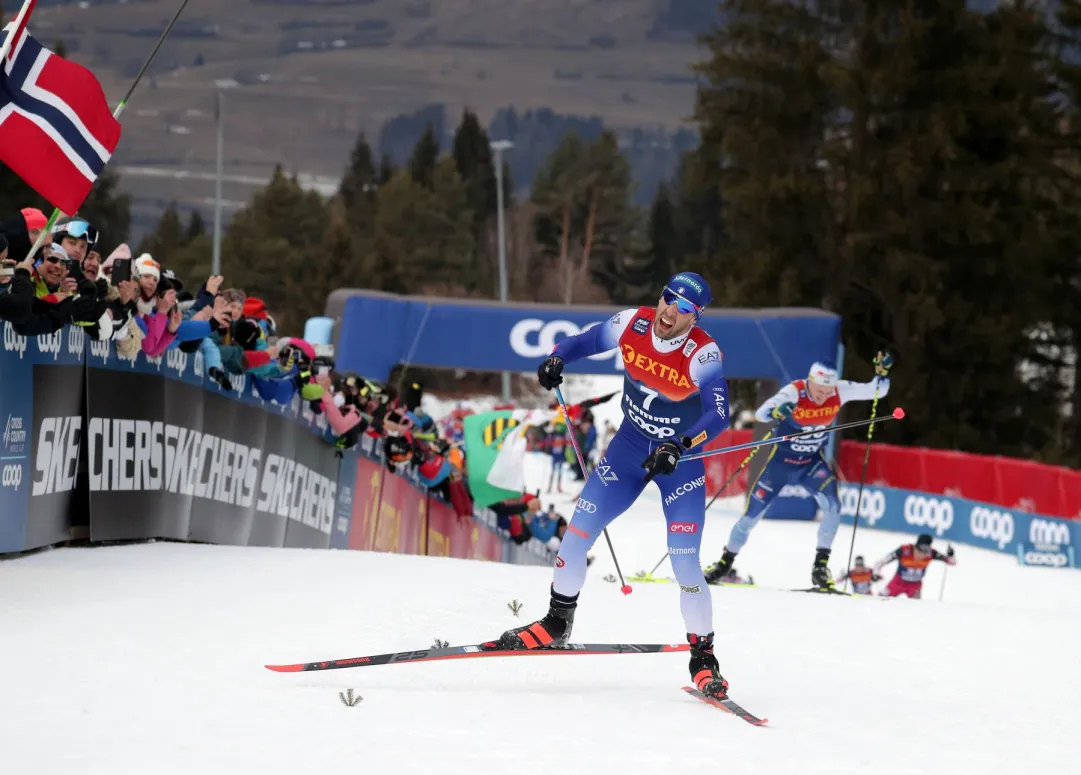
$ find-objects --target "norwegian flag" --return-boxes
[0,0,122,214]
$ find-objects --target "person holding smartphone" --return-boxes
[0,243,77,336]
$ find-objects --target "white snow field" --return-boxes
[3,457,1081,775]
[2,373,1079,774]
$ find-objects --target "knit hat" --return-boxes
[243,297,267,320]
[134,254,160,281]
[21,207,47,231]
[279,337,316,362]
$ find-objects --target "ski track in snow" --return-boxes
[3,375,1080,774]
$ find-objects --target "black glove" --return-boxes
[77,278,98,297]
[642,440,683,482]
[537,355,564,390]
[208,367,232,393]
[69,295,106,324]
[947,545,955,558]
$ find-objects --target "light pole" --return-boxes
[212,90,224,276]
[491,139,513,403]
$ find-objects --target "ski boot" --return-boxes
[688,633,729,699]
[484,587,578,651]
[703,549,737,585]
[811,549,836,591]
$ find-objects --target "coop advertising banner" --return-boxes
[0,324,87,553]
[838,483,1081,568]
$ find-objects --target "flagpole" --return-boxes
[23,0,191,260]
[113,0,190,121]
[0,0,36,63]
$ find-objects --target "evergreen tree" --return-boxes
[451,109,498,231]
[338,132,379,216]
[450,109,501,297]
[221,166,329,331]
[430,157,477,289]
[689,0,1066,456]
[408,124,441,188]
[378,154,396,186]
[371,164,475,296]
[293,199,363,324]
[670,147,725,274]
[690,0,834,309]
[185,210,206,243]
[136,202,185,264]
[531,131,633,303]
[1045,0,1081,462]
[0,165,48,233]
[166,234,213,291]
[645,182,677,290]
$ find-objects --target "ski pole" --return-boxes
[646,429,774,576]
[680,408,905,463]
[554,386,632,596]
[843,356,889,592]
[704,428,773,512]
[938,546,952,602]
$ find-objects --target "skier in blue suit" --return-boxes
[483,273,734,699]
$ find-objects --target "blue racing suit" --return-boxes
[725,376,889,554]
[550,306,729,636]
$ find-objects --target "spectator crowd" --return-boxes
[0,205,571,557]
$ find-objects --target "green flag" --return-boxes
[463,408,556,508]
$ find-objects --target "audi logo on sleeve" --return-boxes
[903,495,954,536]
[576,498,597,513]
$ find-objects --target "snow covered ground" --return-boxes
[3,448,1080,774]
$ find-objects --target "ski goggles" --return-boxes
[661,286,701,315]
[54,219,99,247]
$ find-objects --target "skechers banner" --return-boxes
[838,483,1081,568]
[85,367,338,549]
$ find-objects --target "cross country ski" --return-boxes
[265,642,689,673]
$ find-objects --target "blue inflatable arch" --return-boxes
[323,290,842,384]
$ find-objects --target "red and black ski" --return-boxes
[682,686,769,726]
[266,642,689,673]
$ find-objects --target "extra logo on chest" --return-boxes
[620,343,692,391]
[792,403,840,422]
